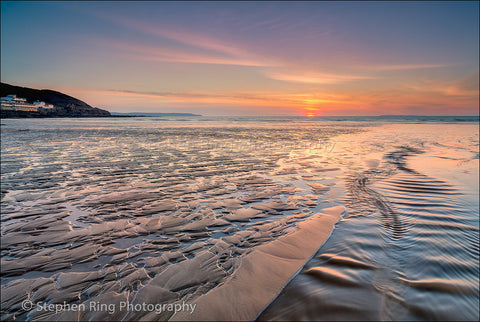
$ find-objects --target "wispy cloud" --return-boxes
[90,12,280,67]
[406,72,479,97]
[135,28,247,58]
[89,9,453,80]
[445,72,480,96]
[66,6,476,116]
[265,71,374,84]
[263,62,451,85]
[79,88,355,111]
[367,63,451,71]
[88,37,276,67]
[132,52,274,67]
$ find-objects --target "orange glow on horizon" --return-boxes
[69,85,479,116]
[77,89,357,113]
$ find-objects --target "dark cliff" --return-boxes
[1,83,111,117]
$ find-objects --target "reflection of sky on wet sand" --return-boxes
[1,118,355,320]
[1,119,478,321]
[261,123,479,321]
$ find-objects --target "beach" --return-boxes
[1,117,478,321]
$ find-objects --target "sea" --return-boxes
[1,115,478,321]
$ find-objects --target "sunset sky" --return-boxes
[1,1,478,116]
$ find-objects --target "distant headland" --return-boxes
[1,83,111,118]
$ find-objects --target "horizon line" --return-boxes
[108,113,480,117]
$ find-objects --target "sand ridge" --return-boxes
[171,206,345,321]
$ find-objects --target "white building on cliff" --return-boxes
[1,95,54,112]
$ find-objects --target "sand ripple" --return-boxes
[1,121,351,321]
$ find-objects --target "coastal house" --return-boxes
[33,100,54,109]
[1,94,53,112]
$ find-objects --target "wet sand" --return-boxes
[172,206,344,321]
[1,118,352,321]
[259,124,479,321]
[1,119,478,321]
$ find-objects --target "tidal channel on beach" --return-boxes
[1,116,478,321]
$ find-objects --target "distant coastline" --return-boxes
[110,112,202,117]
[0,83,205,119]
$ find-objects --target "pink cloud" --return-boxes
[89,37,275,67]
[265,71,374,84]
[91,12,280,67]
[366,63,451,71]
